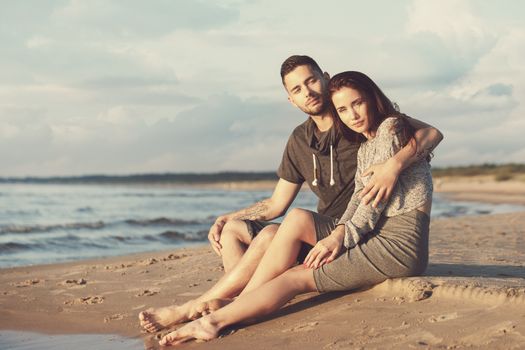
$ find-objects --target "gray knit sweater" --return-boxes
[337,116,433,249]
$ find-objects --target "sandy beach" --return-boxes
[1,178,525,349]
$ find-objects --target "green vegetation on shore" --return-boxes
[432,163,525,181]
[0,172,278,185]
[2,164,524,185]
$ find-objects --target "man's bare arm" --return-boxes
[360,117,443,207]
[402,115,443,164]
[208,179,302,255]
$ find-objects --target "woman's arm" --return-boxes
[340,117,405,249]
[359,115,443,207]
[305,117,406,268]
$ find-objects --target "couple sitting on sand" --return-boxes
[139,55,443,346]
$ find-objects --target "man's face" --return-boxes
[283,65,329,116]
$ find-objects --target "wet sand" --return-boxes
[1,179,524,349]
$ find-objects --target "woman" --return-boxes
[158,71,434,346]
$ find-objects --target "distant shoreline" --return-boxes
[3,175,525,203]
[0,171,279,185]
[2,163,524,186]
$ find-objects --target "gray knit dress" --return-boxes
[313,116,433,292]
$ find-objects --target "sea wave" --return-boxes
[0,242,43,253]
[159,230,207,241]
[119,192,229,198]
[0,221,105,234]
[125,217,207,226]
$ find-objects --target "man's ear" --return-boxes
[287,95,297,108]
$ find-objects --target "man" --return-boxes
[139,55,443,332]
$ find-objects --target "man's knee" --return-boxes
[251,224,278,249]
[219,219,252,246]
[288,208,312,221]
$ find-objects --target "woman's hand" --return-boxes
[304,226,345,269]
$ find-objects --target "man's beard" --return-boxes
[300,95,329,116]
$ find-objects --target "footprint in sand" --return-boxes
[282,321,319,332]
[178,292,202,297]
[104,313,128,323]
[138,258,159,266]
[64,296,105,305]
[323,339,355,349]
[211,265,225,272]
[10,279,41,288]
[1,290,18,296]
[104,263,134,270]
[58,278,87,287]
[136,289,159,297]
[162,254,181,261]
[428,312,459,323]
[404,330,443,346]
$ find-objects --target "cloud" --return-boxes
[1,0,524,175]
[406,0,491,56]
[52,0,240,36]
[0,94,302,176]
[78,75,179,89]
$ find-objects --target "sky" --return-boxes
[1,0,524,176]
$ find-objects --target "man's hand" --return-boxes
[304,226,345,269]
[208,217,227,256]
[360,157,402,208]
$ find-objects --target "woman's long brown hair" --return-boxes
[329,71,423,160]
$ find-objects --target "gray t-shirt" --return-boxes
[277,118,359,219]
[337,116,433,249]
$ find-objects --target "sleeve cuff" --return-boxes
[343,222,361,249]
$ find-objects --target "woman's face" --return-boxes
[331,86,373,138]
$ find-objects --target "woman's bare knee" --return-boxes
[279,208,316,243]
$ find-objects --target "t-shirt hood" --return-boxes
[304,117,340,155]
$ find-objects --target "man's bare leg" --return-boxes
[218,220,252,273]
[159,265,317,346]
[241,208,317,295]
[193,208,318,317]
[139,221,278,332]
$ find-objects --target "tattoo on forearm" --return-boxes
[236,200,270,221]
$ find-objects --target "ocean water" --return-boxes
[0,183,523,268]
[0,331,143,350]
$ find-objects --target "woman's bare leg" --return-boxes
[241,208,317,295]
[183,208,318,323]
[159,265,317,346]
[139,223,278,332]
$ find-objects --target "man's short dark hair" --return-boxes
[280,55,323,84]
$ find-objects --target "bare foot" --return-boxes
[139,304,191,333]
[188,298,233,319]
[159,317,220,346]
